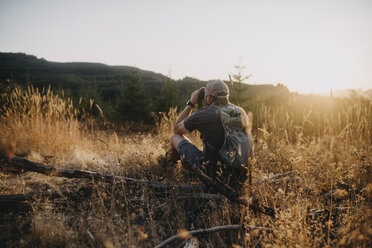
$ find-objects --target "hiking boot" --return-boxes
[166,146,180,162]
[158,147,180,168]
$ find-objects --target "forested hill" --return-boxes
[0,52,167,87]
[0,52,290,124]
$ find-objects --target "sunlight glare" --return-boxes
[289,47,353,94]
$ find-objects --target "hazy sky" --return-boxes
[1,0,371,93]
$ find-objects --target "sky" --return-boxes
[0,0,371,94]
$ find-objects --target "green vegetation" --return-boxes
[0,52,291,126]
[116,71,152,122]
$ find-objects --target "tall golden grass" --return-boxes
[0,83,371,247]
[0,84,166,174]
[0,85,82,156]
[256,93,371,145]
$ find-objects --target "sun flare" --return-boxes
[286,46,354,94]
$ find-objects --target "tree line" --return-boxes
[0,52,292,128]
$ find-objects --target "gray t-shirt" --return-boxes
[184,105,225,151]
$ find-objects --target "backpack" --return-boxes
[217,104,254,169]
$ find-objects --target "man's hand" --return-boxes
[190,87,205,105]
[173,87,205,135]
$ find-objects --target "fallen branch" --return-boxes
[0,154,207,193]
[0,200,33,213]
[0,187,93,213]
[177,193,224,201]
[0,187,93,202]
[183,161,275,217]
[0,154,273,216]
[154,224,273,248]
[308,207,351,218]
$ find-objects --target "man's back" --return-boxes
[183,105,225,150]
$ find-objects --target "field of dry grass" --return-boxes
[0,84,371,247]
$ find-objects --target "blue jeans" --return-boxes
[177,139,204,169]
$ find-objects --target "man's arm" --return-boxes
[173,87,204,135]
[173,106,193,135]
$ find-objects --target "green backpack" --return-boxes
[216,104,254,169]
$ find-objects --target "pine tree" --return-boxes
[229,61,252,106]
[154,78,180,113]
[115,71,152,122]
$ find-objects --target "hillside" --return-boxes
[0,52,167,87]
[333,89,372,99]
[0,52,291,124]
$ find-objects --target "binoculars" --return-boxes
[198,88,205,109]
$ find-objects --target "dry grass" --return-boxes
[0,83,371,247]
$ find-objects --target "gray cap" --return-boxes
[205,80,229,97]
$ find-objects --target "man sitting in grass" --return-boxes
[166,80,253,192]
